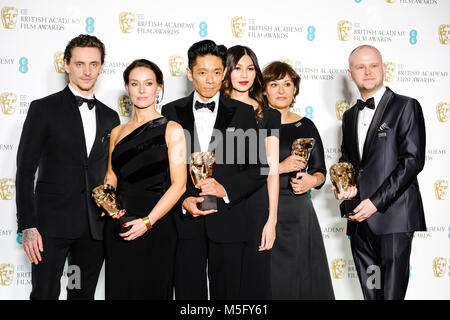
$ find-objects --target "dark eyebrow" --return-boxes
[128,78,154,82]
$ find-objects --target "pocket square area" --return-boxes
[378,122,390,132]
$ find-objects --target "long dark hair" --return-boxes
[222,45,265,119]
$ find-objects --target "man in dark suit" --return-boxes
[16,34,120,300]
[162,40,265,299]
[336,45,426,300]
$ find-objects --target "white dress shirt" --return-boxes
[69,84,97,157]
[193,91,220,152]
[182,91,228,213]
[357,86,386,159]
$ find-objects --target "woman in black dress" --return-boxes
[222,45,280,299]
[263,61,334,300]
[102,59,186,299]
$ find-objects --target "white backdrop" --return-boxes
[0,0,449,300]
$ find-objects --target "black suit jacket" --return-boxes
[16,86,120,240]
[340,87,427,236]
[162,93,265,242]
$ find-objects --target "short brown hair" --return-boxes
[63,34,106,64]
[262,61,301,106]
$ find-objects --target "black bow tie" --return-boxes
[194,100,215,112]
[75,95,96,110]
[356,97,375,111]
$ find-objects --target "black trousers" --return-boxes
[30,229,104,300]
[174,235,245,300]
[350,221,413,300]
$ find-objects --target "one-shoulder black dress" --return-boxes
[104,117,177,300]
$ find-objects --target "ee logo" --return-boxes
[409,29,417,45]
[305,105,313,120]
[85,17,95,33]
[307,26,315,41]
[19,57,28,74]
[199,22,207,38]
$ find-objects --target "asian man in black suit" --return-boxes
[16,34,120,299]
[335,45,426,300]
[162,40,265,299]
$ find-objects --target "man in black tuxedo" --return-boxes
[162,40,265,299]
[336,45,426,300]
[16,34,120,299]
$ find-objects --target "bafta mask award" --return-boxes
[190,152,217,211]
[291,138,315,172]
[92,184,135,233]
[329,162,359,218]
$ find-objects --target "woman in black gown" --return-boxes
[103,59,186,299]
[222,45,280,299]
[263,61,334,300]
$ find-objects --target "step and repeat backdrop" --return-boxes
[0,0,449,300]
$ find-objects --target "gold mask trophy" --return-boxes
[190,152,217,211]
[92,184,135,233]
[329,162,359,218]
[289,138,315,193]
[291,138,315,171]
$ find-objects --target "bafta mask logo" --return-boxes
[383,62,396,82]
[432,257,447,278]
[0,178,15,200]
[337,20,352,41]
[280,59,294,67]
[436,102,450,123]
[331,258,346,279]
[119,12,135,34]
[53,51,65,74]
[0,92,17,115]
[231,16,246,38]
[434,180,448,200]
[335,99,350,121]
[168,55,185,77]
[1,7,18,29]
[438,24,450,45]
[0,264,14,286]
[385,0,396,3]
[118,95,133,117]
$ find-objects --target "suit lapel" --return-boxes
[175,93,201,152]
[351,106,361,162]
[88,103,103,161]
[361,87,394,165]
[208,94,236,152]
[62,86,88,160]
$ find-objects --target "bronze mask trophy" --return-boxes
[190,152,217,211]
[92,184,135,233]
[290,138,315,191]
[329,162,359,218]
[291,138,315,172]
